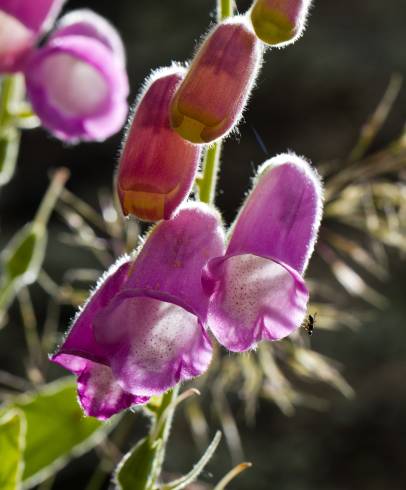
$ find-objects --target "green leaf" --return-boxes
[1,223,47,285]
[0,409,26,490]
[162,431,222,490]
[0,127,20,187]
[0,222,47,317]
[115,437,162,490]
[0,378,114,489]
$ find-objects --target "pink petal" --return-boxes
[0,0,66,33]
[0,9,35,72]
[51,257,132,366]
[25,35,129,142]
[53,355,147,420]
[93,292,212,397]
[93,203,225,396]
[127,203,225,319]
[228,153,323,275]
[50,9,126,66]
[203,253,309,352]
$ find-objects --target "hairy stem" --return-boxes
[143,1,235,487]
[198,0,234,205]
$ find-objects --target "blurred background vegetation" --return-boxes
[1,0,405,488]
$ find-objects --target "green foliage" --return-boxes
[162,431,222,490]
[0,378,113,489]
[0,127,20,187]
[1,223,47,285]
[0,223,47,319]
[115,437,162,490]
[0,410,26,490]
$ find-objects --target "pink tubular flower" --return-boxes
[250,0,312,47]
[171,17,262,144]
[117,67,201,222]
[24,10,129,142]
[52,203,225,419]
[0,0,65,72]
[203,154,323,352]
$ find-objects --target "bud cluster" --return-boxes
[118,0,312,222]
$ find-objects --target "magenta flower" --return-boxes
[24,10,129,142]
[171,16,262,144]
[203,154,323,352]
[52,203,225,419]
[118,66,201,222]
[0,0,65,73]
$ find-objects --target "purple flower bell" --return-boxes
[24,10,129,142]
[0,0,65,73]
[203,154,323,352]
[52,203,225,419]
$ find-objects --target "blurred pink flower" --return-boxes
[24,10,129,142]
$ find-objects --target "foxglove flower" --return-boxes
[171,17,262,144]
[0,0,65,73]
[52,203,225,419]
[24,10,129,142]
[118,67,201,222]
[250,0,312,47]
[203,154,323,352]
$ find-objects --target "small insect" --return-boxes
[302,313,317,336]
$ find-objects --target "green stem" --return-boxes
[148,385,180,489]
[198,143,222,205]
[0,76,14,127]
[218,0,234,21]
[142,1,235,487]
[34,168,70,227]
[198,0,234,205]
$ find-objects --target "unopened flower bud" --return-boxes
[250,0,311,47]
[0,0,65,73]
[171,17,262,144]
[24,11,129,142]
[118,67,201,222]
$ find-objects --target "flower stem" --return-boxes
[142,2,235,487]
[34,168,70,228]
[198,0,234,205]
[0,76,14,127]
[198,143,222,205]
[218,0,234,21]
[148,385,179,489]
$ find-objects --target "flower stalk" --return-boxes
[139,1,234,487]
[197,0,234,204]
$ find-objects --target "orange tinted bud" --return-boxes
[171,17,262,144]
[117,67,201,222]
[250,0,311,47]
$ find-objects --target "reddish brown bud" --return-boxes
[117,67,201,222]
[171,17,262,144]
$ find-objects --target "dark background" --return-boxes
[1,1,406,489]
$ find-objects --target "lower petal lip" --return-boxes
[91,288,212,397]
[203,252,309,352]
